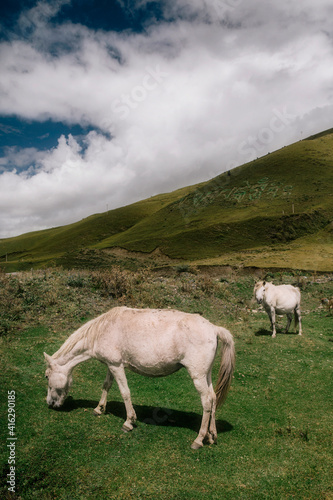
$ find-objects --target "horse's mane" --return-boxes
[53,308,122,359]
[53,321,96,358]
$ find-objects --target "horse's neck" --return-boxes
[61,352,91,373]
[54,339,92,373]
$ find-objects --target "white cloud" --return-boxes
[0,0,333,237]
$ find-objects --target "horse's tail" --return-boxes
[215,327,235,409]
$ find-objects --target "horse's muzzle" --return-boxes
[47,398,62,409]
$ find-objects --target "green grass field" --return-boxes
[1,268,332,499]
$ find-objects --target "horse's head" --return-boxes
[254,281,266,304]
[44,353,72,408]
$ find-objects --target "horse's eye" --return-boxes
[45,375,48,379]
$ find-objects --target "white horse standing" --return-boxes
[254,281,302,338]
[44,306,235,449]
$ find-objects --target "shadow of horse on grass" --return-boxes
[57,397,233,435]
[255,328,300,337]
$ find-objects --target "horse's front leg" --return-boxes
[269,307,277,338]
[285,313,293,333]
[94,368,114,415]
[111,365,137,432]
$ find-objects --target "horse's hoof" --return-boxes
[93,409,102,416]
[207,436,217,445]
[122,424,133,433]
[191,441,203,450]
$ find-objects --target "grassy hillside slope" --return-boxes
[1,130,332,271]
[0,185,198,270]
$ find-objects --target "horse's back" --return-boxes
[278,284,301,302]
[96,307,218,376]
[117,307,217,348]
[265,283,301,311]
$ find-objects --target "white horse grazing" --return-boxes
[44,306,235,449]
[254,281,302,338]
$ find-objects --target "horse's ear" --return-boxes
[44,352,55,367]
[263,281,266,286]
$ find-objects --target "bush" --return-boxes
[91,268,134,299]
[197,276,220,295]
[0,274,24,335]
[175,264,191,274]
[66,274,89,288]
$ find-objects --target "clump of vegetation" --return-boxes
[0,271,23,335]
[0,269,104,335]
[91,268,136,299]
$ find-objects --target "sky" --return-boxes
[1,0,333,238]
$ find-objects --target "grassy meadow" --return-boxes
[1,266,332,499]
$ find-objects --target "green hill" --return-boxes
[1,130,333,272]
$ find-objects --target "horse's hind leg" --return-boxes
[285,313,293,333]
[94,368,114,415]
[207,371,217,445]
[191,376,215,450]
[295,305,302,335]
